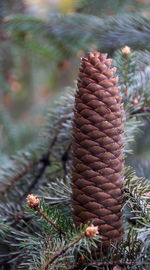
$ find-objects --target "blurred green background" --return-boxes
[1,0,150,166]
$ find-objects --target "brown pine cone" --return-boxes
[71,52,124,245]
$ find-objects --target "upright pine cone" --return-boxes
[71,52,124,245]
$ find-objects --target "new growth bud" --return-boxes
[27,194,40,209]
[85,224,99,238]
[121,45,131,55]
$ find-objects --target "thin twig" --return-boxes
[36,207,66,236]
[1,134,58,198]
[21,155,50,201]
[0,159,40,197]
[21,134,58,200]
[131,106,150,115]
[43,234,84,270]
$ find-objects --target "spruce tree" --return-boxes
[0,1,150,270]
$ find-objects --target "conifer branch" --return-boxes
[21,134,58,200]
[71,261,137,270]
[124,167,150,227]
[0,158,40,197]
[0,133,58,199]
[42,225,99,270]
[20,154,50,201]
[131,106,150,115]
[36,208,66,236]
[43,235,83,270]
[4,13,150,54]
[27,194,66,236]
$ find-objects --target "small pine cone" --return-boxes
[71,52,124,245]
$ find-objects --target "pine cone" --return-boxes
[71,52,124,245]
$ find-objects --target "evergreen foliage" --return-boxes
[3,12,150,58]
